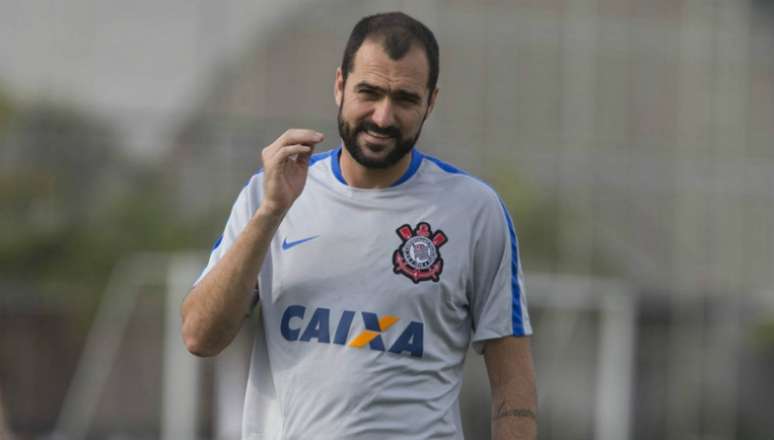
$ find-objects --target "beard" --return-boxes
[337,101,424,170]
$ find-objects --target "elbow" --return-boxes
[181,316,223,358]
[183,334,220,358]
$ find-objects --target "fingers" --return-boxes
[273,144,312,163]
[263,129,324,162]
[277,129,324,148]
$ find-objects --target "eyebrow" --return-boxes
[355,81,422,103]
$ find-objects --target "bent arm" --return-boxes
[181,207,282,357]
[484,336,538,440]
[180,128,324,357]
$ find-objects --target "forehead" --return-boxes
[348,39,430,95]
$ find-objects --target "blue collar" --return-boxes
[330,145,424,187]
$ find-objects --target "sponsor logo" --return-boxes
[393,222,448,283]
[280,305,424,358]
[281,235,319,251]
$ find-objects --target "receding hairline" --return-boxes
[345,36,432,89]
[340,12,440,92]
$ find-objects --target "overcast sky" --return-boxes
[0,0,310,158]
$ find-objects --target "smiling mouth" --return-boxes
[364,130,393,140]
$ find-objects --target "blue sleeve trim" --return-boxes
[499,203,526,336]
[211,234,223,251]
[423,154,526,336]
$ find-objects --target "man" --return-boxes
[182,11,537,440]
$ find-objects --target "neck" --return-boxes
[339,146,413,189]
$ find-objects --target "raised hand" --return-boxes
[260,129,325,216]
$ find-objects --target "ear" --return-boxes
[335,67,344,108]
[425,87,439,118]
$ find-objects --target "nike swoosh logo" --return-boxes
[282,235,319,251]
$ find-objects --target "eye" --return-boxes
[394,95,420,107]
[359,89,379,100]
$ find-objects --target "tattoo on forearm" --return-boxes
[493,401,537,422]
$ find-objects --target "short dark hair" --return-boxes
[341,12,440,93]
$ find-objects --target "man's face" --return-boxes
[336,39,438,169]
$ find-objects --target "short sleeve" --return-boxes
[193,173,263,290]
[469,195,532,354]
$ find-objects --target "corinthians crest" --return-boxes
[393,222,448,283]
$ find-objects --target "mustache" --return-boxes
[358,120,401,139]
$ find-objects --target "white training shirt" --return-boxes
[196,147,532,440]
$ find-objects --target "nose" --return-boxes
[370,98,396,128]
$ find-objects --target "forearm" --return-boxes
[181,206,284,356]
[491,386,537,440]
[485,336,538,440]
[180,129,322,357]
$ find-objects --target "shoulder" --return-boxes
[308,149,333,168]
[304,148,338,182]
[419,152,504,210]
